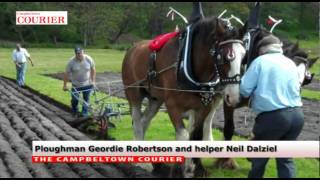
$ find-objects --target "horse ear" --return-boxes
[188,2,205,24]
[309,57,319,68]
[239,21,248,38]
[292,41,299,52]
[247,2,261,29]
[215,18,226,37]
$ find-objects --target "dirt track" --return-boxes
[0,76,154,178]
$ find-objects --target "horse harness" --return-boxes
[147,24,243,106]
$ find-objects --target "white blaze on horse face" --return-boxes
[224,43,246,107]
[297,63,307,86]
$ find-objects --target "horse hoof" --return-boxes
[152,163,171,177]
[214,158,239,169]
[108,122,116,129]
[183,162,195,178]
[169,164,184,178]
[104,135,115,140]
[194,166,208,177]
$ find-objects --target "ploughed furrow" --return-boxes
[0,101,84,177]
[0,79,89,140]
[0,77,152,178]
[0,109,53,178]
[0,132,32,178]
[0,81,107,177]
[0,156,11,178]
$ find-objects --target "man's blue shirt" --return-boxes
[240,53,302,115]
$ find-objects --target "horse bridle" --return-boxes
[209,39,244,87]
[294,56,314,86]
[242,28,260,69]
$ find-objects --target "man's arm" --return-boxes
[239,60,261,98]
[63,61,72,91]
[91,68,96,87]
[24,49,34,66]
[28,57,34,66]
[12,51,21,68]
[88,56,96,87]
[63,71,69,91]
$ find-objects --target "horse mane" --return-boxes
[192,17,217,43]
[282,40,308,59]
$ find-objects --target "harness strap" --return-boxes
[219,39,243,46]
[294,56,308,64]
[148,51,157,91]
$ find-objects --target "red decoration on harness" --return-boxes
[267,19,274,26]
[149,32,179,52]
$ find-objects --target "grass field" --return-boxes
[0,47,319,178]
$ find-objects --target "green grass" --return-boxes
[0,48,124,106]
[0,48,319,178]
[301,89,320,101]
[310,58,320,81]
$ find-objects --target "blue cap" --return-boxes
[74,47,83,53]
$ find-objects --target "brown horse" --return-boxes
[122,17,245,177]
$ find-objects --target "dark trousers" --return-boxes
[248,107,304,178]
[71,85,93,117]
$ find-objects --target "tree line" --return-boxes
[0,2,318,48]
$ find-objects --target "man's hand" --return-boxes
[28,57,34,67]
[15,63,21,68]
[92,81,97,90]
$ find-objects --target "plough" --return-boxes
[68,80,130,139]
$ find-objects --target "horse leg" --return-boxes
[141,98,162,134]
[165,101,191,178]
[215,101,238,169]
[128,93,164,172]
[126,88,145,140]
[188,110,196,134]
[138,98,170,176]
[223,101,235,141]
[131,103,144,140]
[132,98,162,141]
[190,97,223,177]
[165,103,189,141]
[202,97,223,141]
[189,108,208,178]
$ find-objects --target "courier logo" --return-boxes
[16,11,67,25]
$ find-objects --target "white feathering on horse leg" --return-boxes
[176,128,189,141]
[141,100,162,134]
[183,158,195,178]
[203,98,223,141]
[132,106,144,140]
[184,110,196,178]
[203,117,214,141]
[188,110,196,134]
